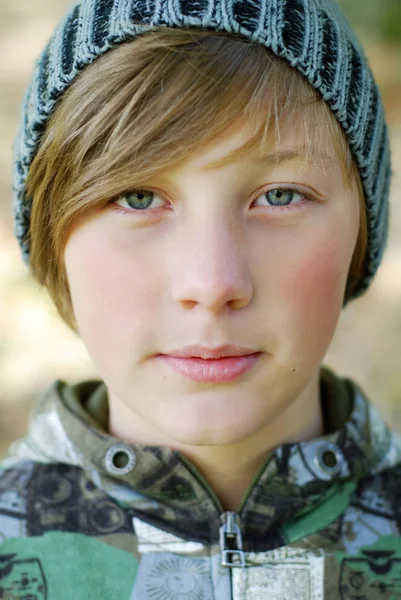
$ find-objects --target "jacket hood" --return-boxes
[6,368,401,550]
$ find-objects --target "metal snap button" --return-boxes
[315,443,343,476]
[105,445,136,476]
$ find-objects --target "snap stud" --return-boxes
[315,443,343,476]
[105,445,136,476]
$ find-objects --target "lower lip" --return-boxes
[158,353,262,383]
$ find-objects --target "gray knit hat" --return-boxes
[13,0,391,298]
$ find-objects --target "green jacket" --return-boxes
[1,368,401,599]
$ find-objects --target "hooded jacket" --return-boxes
[1,367,401,600]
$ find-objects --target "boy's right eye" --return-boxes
[114,189,165,211]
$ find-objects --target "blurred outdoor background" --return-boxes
[0,0,400,457]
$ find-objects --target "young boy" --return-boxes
[1,0,400,598]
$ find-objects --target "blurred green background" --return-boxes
[341,0,401,44]
[0,0,400,457]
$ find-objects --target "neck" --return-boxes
[178,374,323,511]
[108,372,323,512]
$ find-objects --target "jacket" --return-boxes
[1,367,401,599]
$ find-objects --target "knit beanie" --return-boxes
[13,0,391,298]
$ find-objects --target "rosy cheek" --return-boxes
[66,224,168,372]
[296,240,347,308]
[277,231,352,358]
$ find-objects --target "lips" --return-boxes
[163,344,258,359]
[157,345,262,383]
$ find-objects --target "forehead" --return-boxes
[177,122,340,176]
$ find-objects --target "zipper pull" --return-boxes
[219,512,246,568]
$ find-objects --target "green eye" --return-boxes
[265,189,302,206]
[123,190,155,210]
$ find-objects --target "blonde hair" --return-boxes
[26,28,367,330]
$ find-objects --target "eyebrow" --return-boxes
[203,146,338,172]
[254,149,337,170]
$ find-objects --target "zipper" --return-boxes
[219,511,246,568]
[178,456,247,568]
[179,453,276,570]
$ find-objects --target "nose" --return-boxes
[171,220,253,313]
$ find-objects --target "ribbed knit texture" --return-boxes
[13,0,391,297]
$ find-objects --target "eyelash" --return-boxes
[108,186,316,216]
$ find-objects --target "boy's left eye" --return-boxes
[253,189,305,207]
[114,190,165,210]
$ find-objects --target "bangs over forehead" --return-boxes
[27,27,365,328]
[30,28,356,202]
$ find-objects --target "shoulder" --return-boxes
[0,459,132,540]
[335,464,401,554]
[352,464,401,526]
[0,461,139,598]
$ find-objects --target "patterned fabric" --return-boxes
[13,0,390,298]
[5,368,401,551]
[1,368,401,599]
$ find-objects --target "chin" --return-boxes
[159,413,261,447]
[168,430,250,447]
[150,390,268,447]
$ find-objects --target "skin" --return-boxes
[64,125,360,511]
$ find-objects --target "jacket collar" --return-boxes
[8,368,401,550]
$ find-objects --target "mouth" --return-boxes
[157,345,263,383]
[162,344,259,359]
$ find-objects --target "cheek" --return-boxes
[272,225,355,357]
[292,237,347,311]
[64,223,163,353]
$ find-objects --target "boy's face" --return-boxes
[64,124,360,447]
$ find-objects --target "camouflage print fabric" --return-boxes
[1,367,401,599]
